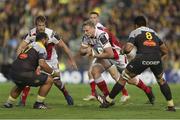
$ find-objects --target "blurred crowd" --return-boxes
[0,0,179,71]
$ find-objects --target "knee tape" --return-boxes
[121,70,131,81]
[156,73,164,83]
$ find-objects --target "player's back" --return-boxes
[12,42,46,72]
[129,26,163,56]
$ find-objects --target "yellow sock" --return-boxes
[106,95,113,103]
[7,95,16,104]
[36,95,45,103]
[167,99,174,106]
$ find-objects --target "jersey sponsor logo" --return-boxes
[18,46,32,59]
[19,53,28,59]
[99,34,108,45]
[142,60,160,65]
[143,40,156,46]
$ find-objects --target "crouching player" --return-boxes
[3,32,58,109]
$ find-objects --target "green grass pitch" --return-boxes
[0,82,180,119]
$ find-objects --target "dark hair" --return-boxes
[90,11,99,16]
[134,16,147,26]
[82,20,95,28]
[36,32,48,41]
[35,15,46,25]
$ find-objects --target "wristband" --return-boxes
[51,70,55,75]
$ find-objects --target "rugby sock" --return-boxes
[136,79,151,94]
[95,76,109,96]
[21,86,30,105]
[121,87,128,96]
[159,82,172,101]
[7,95,16,104]
[61,86,69,97]
[96,81,109,96]
[106,95,114,103]
[109,82,124,99]
[167,100,174,107]
[89,79,96,96]
[54,79,69,96]
[36,95,45,103]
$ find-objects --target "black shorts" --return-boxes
[10,70,48,88]
[126,54,163,78]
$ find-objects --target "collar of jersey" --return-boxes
[36,42,45,49]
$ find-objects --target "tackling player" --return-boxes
[17,15,77,106]
[4,32,58,109]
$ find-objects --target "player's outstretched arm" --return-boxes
[57,40,78,70]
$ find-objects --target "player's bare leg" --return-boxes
[156,74,175,111]
[96,75,126,108]
[96,69,154,108]
[128,77,155,104]
[91,63,109,97]
[4,86,24,108]
[33,76,53,109]
[107,65,130,103]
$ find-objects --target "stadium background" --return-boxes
[0,0,179,84]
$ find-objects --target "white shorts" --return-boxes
[46,59,60,72]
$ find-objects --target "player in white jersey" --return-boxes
[80,20,155,107]
[83,12,130,102]
[17,15,77,106]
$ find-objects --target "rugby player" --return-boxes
[17,15,77,106]
[83,12,130,102]
[96,16,176,111]
[4,32,58,109]
[80,20,155,106]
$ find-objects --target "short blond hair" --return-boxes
[82,20,95,28]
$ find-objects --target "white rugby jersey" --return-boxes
[24,27,61,61]
[81,28,112,52]
[96,22,122,59]
[96,22,105,29]
[82,27,123,60]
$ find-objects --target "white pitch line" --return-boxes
[175,106,180,109]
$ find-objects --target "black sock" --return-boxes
[159,82,172,101]
[109,82,124,99]
[54,80,69,96]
